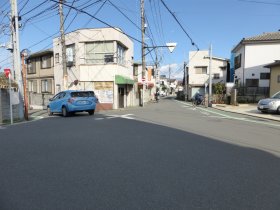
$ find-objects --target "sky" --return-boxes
[0,0,280,80]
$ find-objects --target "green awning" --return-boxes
[115,75,134,85]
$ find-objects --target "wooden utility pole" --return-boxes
[141,0,145,106]
[59,0,67,90]
[21,51,28,120]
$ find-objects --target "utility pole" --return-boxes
[168,64,171,95]
[141,0,145,106]
[59,0,67,90]
[10,0,24,120]
[209,44,213,105]
[21,50,28,120]
[184,62,187,101]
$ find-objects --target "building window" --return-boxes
[66,44,75,67]
[133,64,138,76]
[246,79,259,87]
[27,58,36,74]
[85,42,114,64]
[260,72,270,80]
[55,53,59,63]
[28,80,37,92]
[41,79,52,93]
[213,73,220,79]
[220,66,226,71]
[278,75,280,83]
[41,55,52,69]
[195,66,207,74]
[117,43,126,65]
[234,54,241,69]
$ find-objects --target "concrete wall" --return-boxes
[0,89,20,124]
[28,92,54,110]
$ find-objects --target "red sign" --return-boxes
[4,68,11,78]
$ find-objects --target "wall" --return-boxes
[270,65,280,96]
[235,43,280,87]
[0,89,20,124]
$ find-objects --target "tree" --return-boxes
[0,72,18,88]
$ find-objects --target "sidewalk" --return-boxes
[212,103,280,122]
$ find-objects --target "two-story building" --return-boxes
[26,49,55,109]
[53,27,135,110]
[232,31,280,95]
[187,50,228,100]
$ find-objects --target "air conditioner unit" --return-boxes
[104,55,114,63]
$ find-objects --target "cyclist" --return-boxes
[192,93,204,109]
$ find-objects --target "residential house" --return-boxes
[133,63,156,104]
[26,49,54,109]
[231,31,280,96]
[264,60,280,96]
[53,27,135,110]
[187,50,228,100]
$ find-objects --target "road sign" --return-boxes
[142,77,145,82]
[4,68,11,78]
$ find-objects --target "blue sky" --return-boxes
[0,0,280,79]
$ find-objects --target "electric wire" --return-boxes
[159,0,199,51]
[50,0,144,44]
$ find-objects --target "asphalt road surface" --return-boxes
[0,97,280,210]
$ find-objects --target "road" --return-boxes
[0,97,280,210]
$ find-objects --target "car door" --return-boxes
[50,92,66,112]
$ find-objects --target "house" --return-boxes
[264,60,280,96]
[231,31,280,96]
[53,27,135,110]
[187,50,228,100]
[26,49,55,109]
[133,63,156,104]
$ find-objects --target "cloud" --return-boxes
[159,63,184,80]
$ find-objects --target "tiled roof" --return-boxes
[232,31,280,52]
[243,32,280,42]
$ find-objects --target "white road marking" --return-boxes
[99,114,135,120]
[177,100,280,127]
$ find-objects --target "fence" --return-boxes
[28,92,54,110]
[236,87,269,103]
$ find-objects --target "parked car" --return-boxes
[257,91,280,114]
[47,90,98,117]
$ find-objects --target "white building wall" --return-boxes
[53,27,134,109]
[234,43,280,87]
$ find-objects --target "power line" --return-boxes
[20,0,49,17]
[237,0,280,5]
[50,0,144,44]
[159,0,199,51]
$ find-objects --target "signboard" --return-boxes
[4,68,11,78]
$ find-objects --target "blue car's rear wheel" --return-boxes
[88,110,95,115]
[62,106,69,117]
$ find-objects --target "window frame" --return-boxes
[85,41,115,64]
[260,72,270,80]
[41,55,52,69]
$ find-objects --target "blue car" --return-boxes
[47,90,98,117]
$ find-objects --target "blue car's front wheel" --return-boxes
[47,107,53,116]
